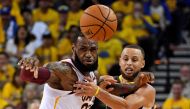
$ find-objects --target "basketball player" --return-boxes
[74,45,156,109]
[18,34,154,109]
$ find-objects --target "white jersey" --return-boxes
[39,59,97,109]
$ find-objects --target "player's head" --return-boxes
[119,45,145,81]
[72,33,98,72]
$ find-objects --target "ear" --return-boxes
[72,44,75,52]
[119,57,122,67]
[141,60,145,68]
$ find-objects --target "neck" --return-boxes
[120,75,135,84]
[41,8,48,13]
[174,96,181,101]
[71,58,89,75]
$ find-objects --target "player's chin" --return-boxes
[83,61,94,66]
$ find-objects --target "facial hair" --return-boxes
[121,69,140,81]
[72,51,98,73]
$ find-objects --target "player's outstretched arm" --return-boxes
[18,57,51,84]
[18,57,71,85]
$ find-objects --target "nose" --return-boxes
[85,51,93,58]
[126,59,132,66]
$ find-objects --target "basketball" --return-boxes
[80,4,117,41]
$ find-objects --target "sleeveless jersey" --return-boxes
[39,59,97,109]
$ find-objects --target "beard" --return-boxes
[121,69,140,81]
[72,52,98,73]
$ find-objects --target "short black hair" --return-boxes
[172,79,184,88]
[124,45,145,58]
[72,32,85,44]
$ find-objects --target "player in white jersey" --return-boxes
[18,34,99,109]
[18,34,155,109]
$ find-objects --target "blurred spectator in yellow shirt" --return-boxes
[114,11,137,45]
[0,0,24,26]
[57,5,69,37]
[163,80,190,109]
[57,25,80,59]
[111,0,134,15]
[98,38,122,75]
[122,2,157,40]
[0,52,15,88]
[35,33,58,65]
[2,69,25,107]
[32,0,60,42]
[65,0,83,30]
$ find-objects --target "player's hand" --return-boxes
[134,72,155,88]
[18,57,39,78]
[73,77,99,97]
[99,75,117,92]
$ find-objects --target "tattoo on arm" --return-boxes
[44,62,72,74]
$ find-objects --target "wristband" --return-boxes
[94,87,100,96]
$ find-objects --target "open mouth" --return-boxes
[84,59,93,64]
[125,68,133,75]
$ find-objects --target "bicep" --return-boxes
[124,93,145,109]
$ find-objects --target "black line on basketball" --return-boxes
[97,5,117,22]
[88,7,110,39]
[80,24,102,27]
[84,12,114,32]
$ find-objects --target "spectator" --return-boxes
[65,0,83,30]
[111,0,134,15]
[0,52,15,87]
[5,26,32,64]
[34,33,58,65]
[163,80,190,109]
[57,25,80,60]
[2,68,25,107]
[0,7,18,40]
[32,0,60,42]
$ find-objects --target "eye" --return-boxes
[123,57,128,61]
[90,47,97,52]
[79,47,87,51]
[132,58,138,62]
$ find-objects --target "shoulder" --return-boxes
[44,61,73,74]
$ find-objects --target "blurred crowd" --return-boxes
[0,0,190,109]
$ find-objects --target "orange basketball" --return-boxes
[80,4,117,41]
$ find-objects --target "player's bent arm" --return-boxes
[96,84,155,109]
[123,84,156,109]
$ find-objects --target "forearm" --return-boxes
[96,88,128,109]
[108,83,138,96]
[20,67,50,84]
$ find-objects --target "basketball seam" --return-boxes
[88,6,111,40]
[84,12,114,32]
[97,5,117,22]
[80,24,102,27]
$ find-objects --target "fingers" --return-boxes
[33,67,39,79]
[73,83,95,96]
[99,81,111,89]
